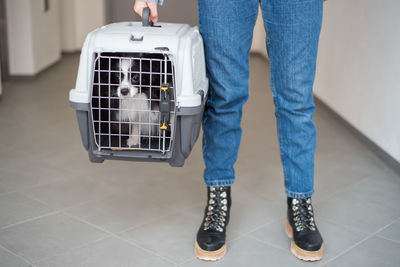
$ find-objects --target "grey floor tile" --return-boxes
[120,212,201,264]
[5,120,80,161]
[229,190,285,235]
[36,236,175,267]
[376,218,400,243]
[23,175,118,210]
[40,145,108,178]
[0,246,31,267]
[140,175,205,212]
[313,153,387,203]
[93,163,206,211]
[0,119,39,153]
[247,218,368,264]
[233,165,287,201]
[314,150,390,200]
[43,148,187,189]
[0,167,67,193]
[91,161,179,190]
[31,120,97,169]
[0,92,47,126]
[66,190,177,234]
[0,147,69,191]
[238,115,281,162]
[0,213,108,263]
[315,173,400,234]
[247,219,292,251]
[0,192,54,228]
[183,236,321,267]
[0,182,12,195]
[325,236,400,267]
[313,104,375,160]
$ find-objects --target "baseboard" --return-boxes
[314,97,400,176]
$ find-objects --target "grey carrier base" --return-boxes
[71,101,204,167]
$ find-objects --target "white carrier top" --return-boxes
[70,22,208,108]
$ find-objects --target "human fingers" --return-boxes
[134,1,148,18]
[147,2,159,23]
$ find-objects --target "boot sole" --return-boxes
[194,241,226,261]
[285,218,324,261]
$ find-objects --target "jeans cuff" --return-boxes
[204,179,235,187]
[285,189,314,199]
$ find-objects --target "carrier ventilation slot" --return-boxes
[91,53,175,153]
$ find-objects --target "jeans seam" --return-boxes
[205,179,235,183]
[205,179,235,186]
[286,189,314,196]
[269,50,290,192]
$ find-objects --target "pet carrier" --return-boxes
[69,9,208,167]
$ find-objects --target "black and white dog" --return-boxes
[115,58,160,147]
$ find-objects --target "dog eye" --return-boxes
[132,74,139,82]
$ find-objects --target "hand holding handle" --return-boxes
[142,7,154,27]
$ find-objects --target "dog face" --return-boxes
[97,53,166,101]
[117,59,140,98]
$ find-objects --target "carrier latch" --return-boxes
[160,83,171,131]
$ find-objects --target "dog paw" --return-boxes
[127,136,139,147]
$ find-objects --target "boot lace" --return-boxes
[291,198,316,232]
[203,187,228,232]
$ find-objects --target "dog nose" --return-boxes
[120,88,130,96]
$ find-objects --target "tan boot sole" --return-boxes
[285,218,324,261]
[194,241,227,261]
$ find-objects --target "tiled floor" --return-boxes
[0,54,399,267]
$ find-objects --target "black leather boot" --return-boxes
[195,186,231,261]
[286,197,324,261]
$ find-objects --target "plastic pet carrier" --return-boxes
[69,10,208,167]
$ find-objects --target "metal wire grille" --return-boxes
[91,52,175,153]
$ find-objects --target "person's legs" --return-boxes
[199,0,259,187]
[260,0,323,198]
[195,0,259,261]
[260,0,324,261]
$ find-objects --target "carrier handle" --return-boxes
[142,7,154,27]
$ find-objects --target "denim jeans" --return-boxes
[198,0,323,198]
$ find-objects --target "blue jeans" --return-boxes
[198,0,323,198]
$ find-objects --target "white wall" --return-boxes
[6,0,61,76]
[6,0,35,75]
[59,0,106,52]
[59,0,77,52]
[314,0,400,163]
[31,0,61,73]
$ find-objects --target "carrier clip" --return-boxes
[160,83,171,130]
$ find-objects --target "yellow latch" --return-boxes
[160,122,168,130]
